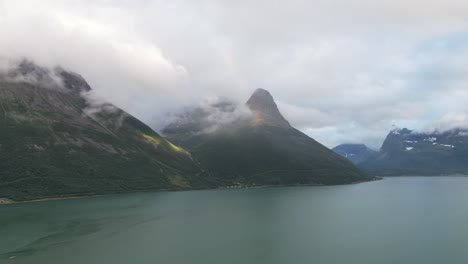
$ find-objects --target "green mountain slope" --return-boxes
[0,61,209,201]
[163,89,370,186]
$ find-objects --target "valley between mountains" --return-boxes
[1,60,466,203]
[0,61,371,202]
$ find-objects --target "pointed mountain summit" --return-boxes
[163,89,370,186]
[246,88,290,128]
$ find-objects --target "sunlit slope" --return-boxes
[0,62,209,201]
[164,89,369,186]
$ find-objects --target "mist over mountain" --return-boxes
[163,88,370,186]
[3,1,468,149]
[0,61,210,201]
[3,2,468,263]
[162,99,251,137]
[332,144,376,165]
[2,59,467,202]
[246,89,291,129]
[360,127,468,175]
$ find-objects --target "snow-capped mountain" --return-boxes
[360,128,468,175]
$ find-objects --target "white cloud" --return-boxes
[1,0,468,148]
[431,112,468,132]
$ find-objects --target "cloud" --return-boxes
[430,112,468,132]
[162,98,252,136]
[1,0,468,148]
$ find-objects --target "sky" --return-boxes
[1,0,468,149]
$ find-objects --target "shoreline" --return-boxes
[0,176,383,205]
[377,174,468,177]
[0,194,111,205]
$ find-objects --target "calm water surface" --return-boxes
[2,177,468,264]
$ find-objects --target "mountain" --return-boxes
[360,128,468,175]
[246,88,290,128]
[163,88,370,186]
[332,144,376,164]
[0,61,210,201]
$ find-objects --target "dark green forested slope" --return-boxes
[0,61,210,201]
[163,89,370,186]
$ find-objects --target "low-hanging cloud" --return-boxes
[162,98,252,136]
[2,0,468,149]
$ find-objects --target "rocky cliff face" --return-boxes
[360,128,468,175]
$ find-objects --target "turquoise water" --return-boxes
[2,177,468,264]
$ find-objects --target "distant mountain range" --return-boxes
[332,144,376,165]
[360,128,468,175]
[163,88,370,186]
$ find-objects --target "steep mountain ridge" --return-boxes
[0,61,210,201]
[163,89,370,186]
[246,88,291,128]
[360,128,468,175]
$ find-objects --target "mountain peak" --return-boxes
[332,144,376,164]
[250,88,272,97]
[4,59,91,94]
[390,128,412,135]
[246,88,290,128]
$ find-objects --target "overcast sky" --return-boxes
[1,0,468,149]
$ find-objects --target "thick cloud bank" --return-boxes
[2,0,468,148]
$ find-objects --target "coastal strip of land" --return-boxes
[0,177,383,205]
